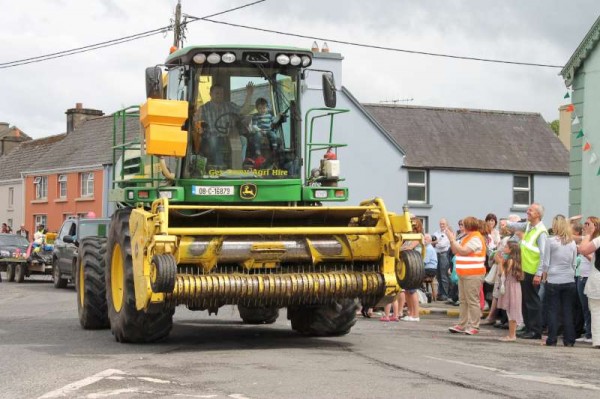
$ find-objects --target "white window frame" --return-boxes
[34,214,47,229]
[407,169,428,204]
[513,174,532,207]
[8,187,14,207]
[80,172,94,197]
[34,176,48,199]
[58,174,67,198]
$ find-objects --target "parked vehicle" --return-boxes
[0,233,30,282]
[0,232,55,282]
[52,218,110,288]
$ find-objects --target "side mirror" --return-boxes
[322,73,337,108]
[63,235,74,244]
[145,66,164,99]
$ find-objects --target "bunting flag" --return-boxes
[564,92,570,99]
[566,104,575,112]
[583,142,592,152]
[590,152,598,165]
[573,115,580,125]
[597,166,600,176]
[576,129,585,138]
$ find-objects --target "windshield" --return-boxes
[181,65,300,179]
[79,223,107,239]
[0,235,29,247]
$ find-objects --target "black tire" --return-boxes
[106,208,173,343]
[288,298,359,336]
[397,249,425,290]
[15,263,25,283]
[150,254,176,293]
[76,237,109,329]
[238,305,279,324]
[6,264,15,282]
[53,258,68,289]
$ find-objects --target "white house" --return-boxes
[303,51,569,231]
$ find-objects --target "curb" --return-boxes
[420,308,489,318]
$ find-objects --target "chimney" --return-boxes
[66,103,104,133]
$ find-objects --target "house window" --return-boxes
[58,174,67,198]
[513,175,532,207]
[80,172,94,197]
[8,187,14,207]
[414,216,429,233]
[34,176,48,199]
[407,169,428,203]
[34,214,47,229]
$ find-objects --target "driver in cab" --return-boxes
[193,82,254,166]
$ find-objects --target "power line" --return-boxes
[192,17,563,69]
[0,0,266,70]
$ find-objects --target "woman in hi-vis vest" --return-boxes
[445,217,488,335]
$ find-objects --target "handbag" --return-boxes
[484,263,498,285]
[450,255,459,284]
[499,275,506,296]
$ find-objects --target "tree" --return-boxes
[548,120,559,135]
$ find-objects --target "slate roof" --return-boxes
[0,112,140,180]
[362,104,569,175]
[561,15,600,86]
[0,123,31,140]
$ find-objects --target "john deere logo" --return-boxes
[240,183,257,200]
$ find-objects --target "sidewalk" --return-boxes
[420,300,489,318]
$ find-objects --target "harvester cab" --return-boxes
[79,46,424,343]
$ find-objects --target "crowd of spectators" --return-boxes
[367,201,600,348]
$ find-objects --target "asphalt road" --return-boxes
[1,275,599,399]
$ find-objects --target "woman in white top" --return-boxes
[577,216,600,347]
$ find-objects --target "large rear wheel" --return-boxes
[238,305,279,324]
[6,264,15,282]
[288,298,359,336]
[76,237,109,329]
[106,208,173,343]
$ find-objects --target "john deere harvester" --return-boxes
[75,45,424,343]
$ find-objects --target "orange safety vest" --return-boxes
[455,232,487,276]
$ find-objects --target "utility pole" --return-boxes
[172,0,186,49]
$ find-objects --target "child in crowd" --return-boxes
[497,241,524,342]
[249,98,279,158]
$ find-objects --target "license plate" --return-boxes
[192,186,234,196]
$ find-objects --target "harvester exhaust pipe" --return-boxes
[165,271,385,308]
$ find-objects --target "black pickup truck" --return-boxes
[52,218,110,288]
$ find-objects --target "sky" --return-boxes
[1,0,599,139]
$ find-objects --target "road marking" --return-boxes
[229,395,251,399]
[427,356,600,391]
[138,377,171,384]
[87,388,152,398]
[38,369,126,398]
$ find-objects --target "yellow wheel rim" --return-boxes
[111,244,124,312]
[78,260,85,307]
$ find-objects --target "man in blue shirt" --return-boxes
[424,234,438,277]
[432,218,451,301]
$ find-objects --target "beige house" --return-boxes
[0,123,30,230]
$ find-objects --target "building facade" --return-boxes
[304,51,568,231]
[561,15,600,218]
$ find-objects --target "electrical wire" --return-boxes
[0,0,266,70]
[192,17,563,69]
